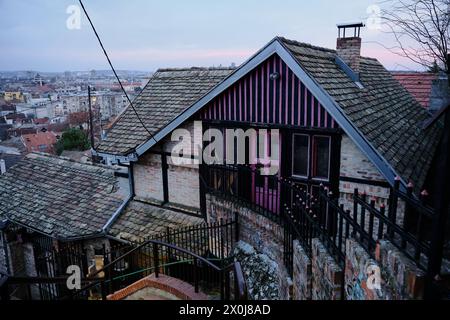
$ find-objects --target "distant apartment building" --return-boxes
[3,91,25,102]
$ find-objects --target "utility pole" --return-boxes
[88,86,95,149]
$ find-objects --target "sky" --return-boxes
[0,0,425,72]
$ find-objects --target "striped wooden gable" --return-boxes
[200,54,338,129]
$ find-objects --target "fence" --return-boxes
[0,219,240,300]
[69,238,246,301]
[202,164,442,294]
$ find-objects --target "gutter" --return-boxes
[101,194,132,235]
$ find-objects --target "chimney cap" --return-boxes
[337,22,365,29]
[337,22,365,39]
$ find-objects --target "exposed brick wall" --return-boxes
[336,37,362,73]
[206,194,290,300]
[135,121,201,210]
[134,153,164,202]
[107,274,208,300]
[292,240,311,300]
[311,239,343,300]
[167,159,200,209]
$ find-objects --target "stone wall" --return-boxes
[206,194,290,300]
[375,240,425,299]
[345,239,425,300]
[345,239,387,300]
[292,240,311,300]
[311,239,343,300]
[233,241,285,300]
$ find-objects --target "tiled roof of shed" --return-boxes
[0,153,126,239]
[279,37,443,189]
[108,200,204,243]
[96,67,234,155]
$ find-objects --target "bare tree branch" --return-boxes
[381,0,450,71]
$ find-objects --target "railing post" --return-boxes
[100,280,107,300]
[153,243,159,278]
[225,270,230,300]
[220,270,225,300]
[401,182,414,249]
[234,211,240,242]
[0,276,9,301]
[388,177,400,239]
[193,257,199,293]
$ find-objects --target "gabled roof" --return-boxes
[279,38,442,191]
[95,37,443,191]
[391,72,437,108]
[96,67,234,155]
[0,153,127,240]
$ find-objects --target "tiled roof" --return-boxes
[21,132,57,153]
[108,200,204,243]
[0,153,126,239]
[96,67,234,155]
[279,38,443,189]
[391,72,437,108]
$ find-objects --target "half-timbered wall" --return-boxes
[200,54,338,129]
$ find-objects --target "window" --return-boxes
[38,144,47,152]
[312,136,330,180]
[292,134,309,177]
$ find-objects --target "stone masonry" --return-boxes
[311,239,343,300]
[206,194,290,300]
[292,240,312,300]
[375,240,425,299]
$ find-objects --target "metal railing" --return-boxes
[202,164,441,289]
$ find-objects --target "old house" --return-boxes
[91,24,447,299]
[96,24,442,218]
[1,24,447,300]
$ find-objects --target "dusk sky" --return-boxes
[0,0,424,72]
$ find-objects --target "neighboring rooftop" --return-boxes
[96,67,235,155]
[21,131,57,153]
[108,200,204,243]
[391,72,437,109]
[0,153,127,239]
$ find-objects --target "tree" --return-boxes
[55,128,91,155]
[382,0,450,78]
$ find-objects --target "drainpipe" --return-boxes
[0,221,11,275]
[0,159,6,175]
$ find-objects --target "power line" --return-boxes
[78,0,157,146]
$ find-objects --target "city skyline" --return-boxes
[0,0,427,72]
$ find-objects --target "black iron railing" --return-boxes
[68,238,246,301]
[0,219,244,301]
[202,165,439,280]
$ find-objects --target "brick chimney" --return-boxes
[336,23,364,74]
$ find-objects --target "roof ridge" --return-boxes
[277,36,336,53]
[156,66,236,72]
[26,152,117,173]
